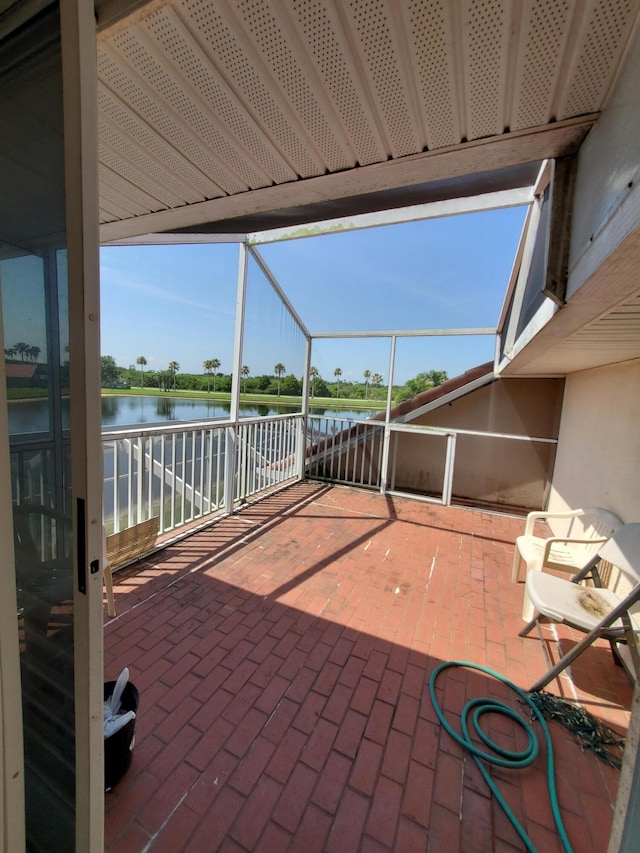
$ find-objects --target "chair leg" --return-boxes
[528,620,617,693]
[511,547,523,582]
[518,614,540,638]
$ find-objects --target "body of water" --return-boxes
[102,395,379,429]
[8,395,380,434]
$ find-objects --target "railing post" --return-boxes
[299,336,311,481]
[112,441,120,532]
[380,335,396,494]
[443,432,457,506]
[136,435,144,522]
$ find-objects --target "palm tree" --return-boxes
[15,342,29,362]
[203,359,214,392]
[168,360,180,390]
[136,355,147,389]
[28,345,41,362]
[309,366,319,398]
[363,369,371,399]
[334,367,342,398]
[371,373,383,391]
[274,363,286,396]
[211,358,221,392]
[241,365,250,394]
[424,369,448,387]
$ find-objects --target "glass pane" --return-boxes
[2,252,50,437]
[0,5,75,850]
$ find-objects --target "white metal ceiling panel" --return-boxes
[177,0,328,177]
[108,25,269,190]
[339,0,421,158]
[98,163,165,216]
[99,130,196,208]
[96,0,640,232]
[463,0,510,141]
[511,0,573,130]
[229,0,355,172]
[144,5,298,184]
[561,0,637,119]
[98,87,223,200]
[98,45,249,196]
[289,0,387,165]
[405,0,460,149]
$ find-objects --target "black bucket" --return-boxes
[104,680,139,791]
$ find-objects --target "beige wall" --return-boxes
[391,378,564,509]
[548,359,640,530]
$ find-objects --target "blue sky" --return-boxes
[100,205,527,386]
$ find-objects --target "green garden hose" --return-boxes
[428,661,572,853]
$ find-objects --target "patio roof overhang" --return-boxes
[93,0,640,376]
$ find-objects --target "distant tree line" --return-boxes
[101,356,448,403]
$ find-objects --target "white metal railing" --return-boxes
[306,415,385,488]
[235,415,302,502]
[306,415,558,506]
[12,408,557,564]
[102,413,303,536]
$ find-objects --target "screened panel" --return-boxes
[257,208,527,334]
[243,250,306,405]
[309,337,390,415]
[100,243,238,399]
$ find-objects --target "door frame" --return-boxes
[0,299,26,853]
[60,0,104,849]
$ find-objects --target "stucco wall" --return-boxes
[391,378,564,509]
[547,359,640,530]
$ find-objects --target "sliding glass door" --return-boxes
[0,2,103,850]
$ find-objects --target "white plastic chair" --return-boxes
[512,507,622,621]
[519,523,640,692]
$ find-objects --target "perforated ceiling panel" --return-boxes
[290,0,386,166]
[406,0,459,149]
[512,0,572,130]
[96,0,640,231]
[561,0,636,119]
[465,0,509,141]
[178,0,325,177]
[98,86,222,200]
[341,0,420,158]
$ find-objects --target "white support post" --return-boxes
[298,337,312,480]
[443,433,457,506]
[226,243,248,515]
[380,336,396,494]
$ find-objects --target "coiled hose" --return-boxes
[428,661,572,853]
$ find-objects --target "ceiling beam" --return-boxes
[100,114,596,243]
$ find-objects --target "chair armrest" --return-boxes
[524,508,585,536]
[542,536,608,565]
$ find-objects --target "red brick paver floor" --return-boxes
[104,482,632,852]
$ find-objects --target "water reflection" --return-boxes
[156,397,176,419]
[102,396,119,419]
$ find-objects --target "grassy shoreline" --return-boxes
[101,387,385,409]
